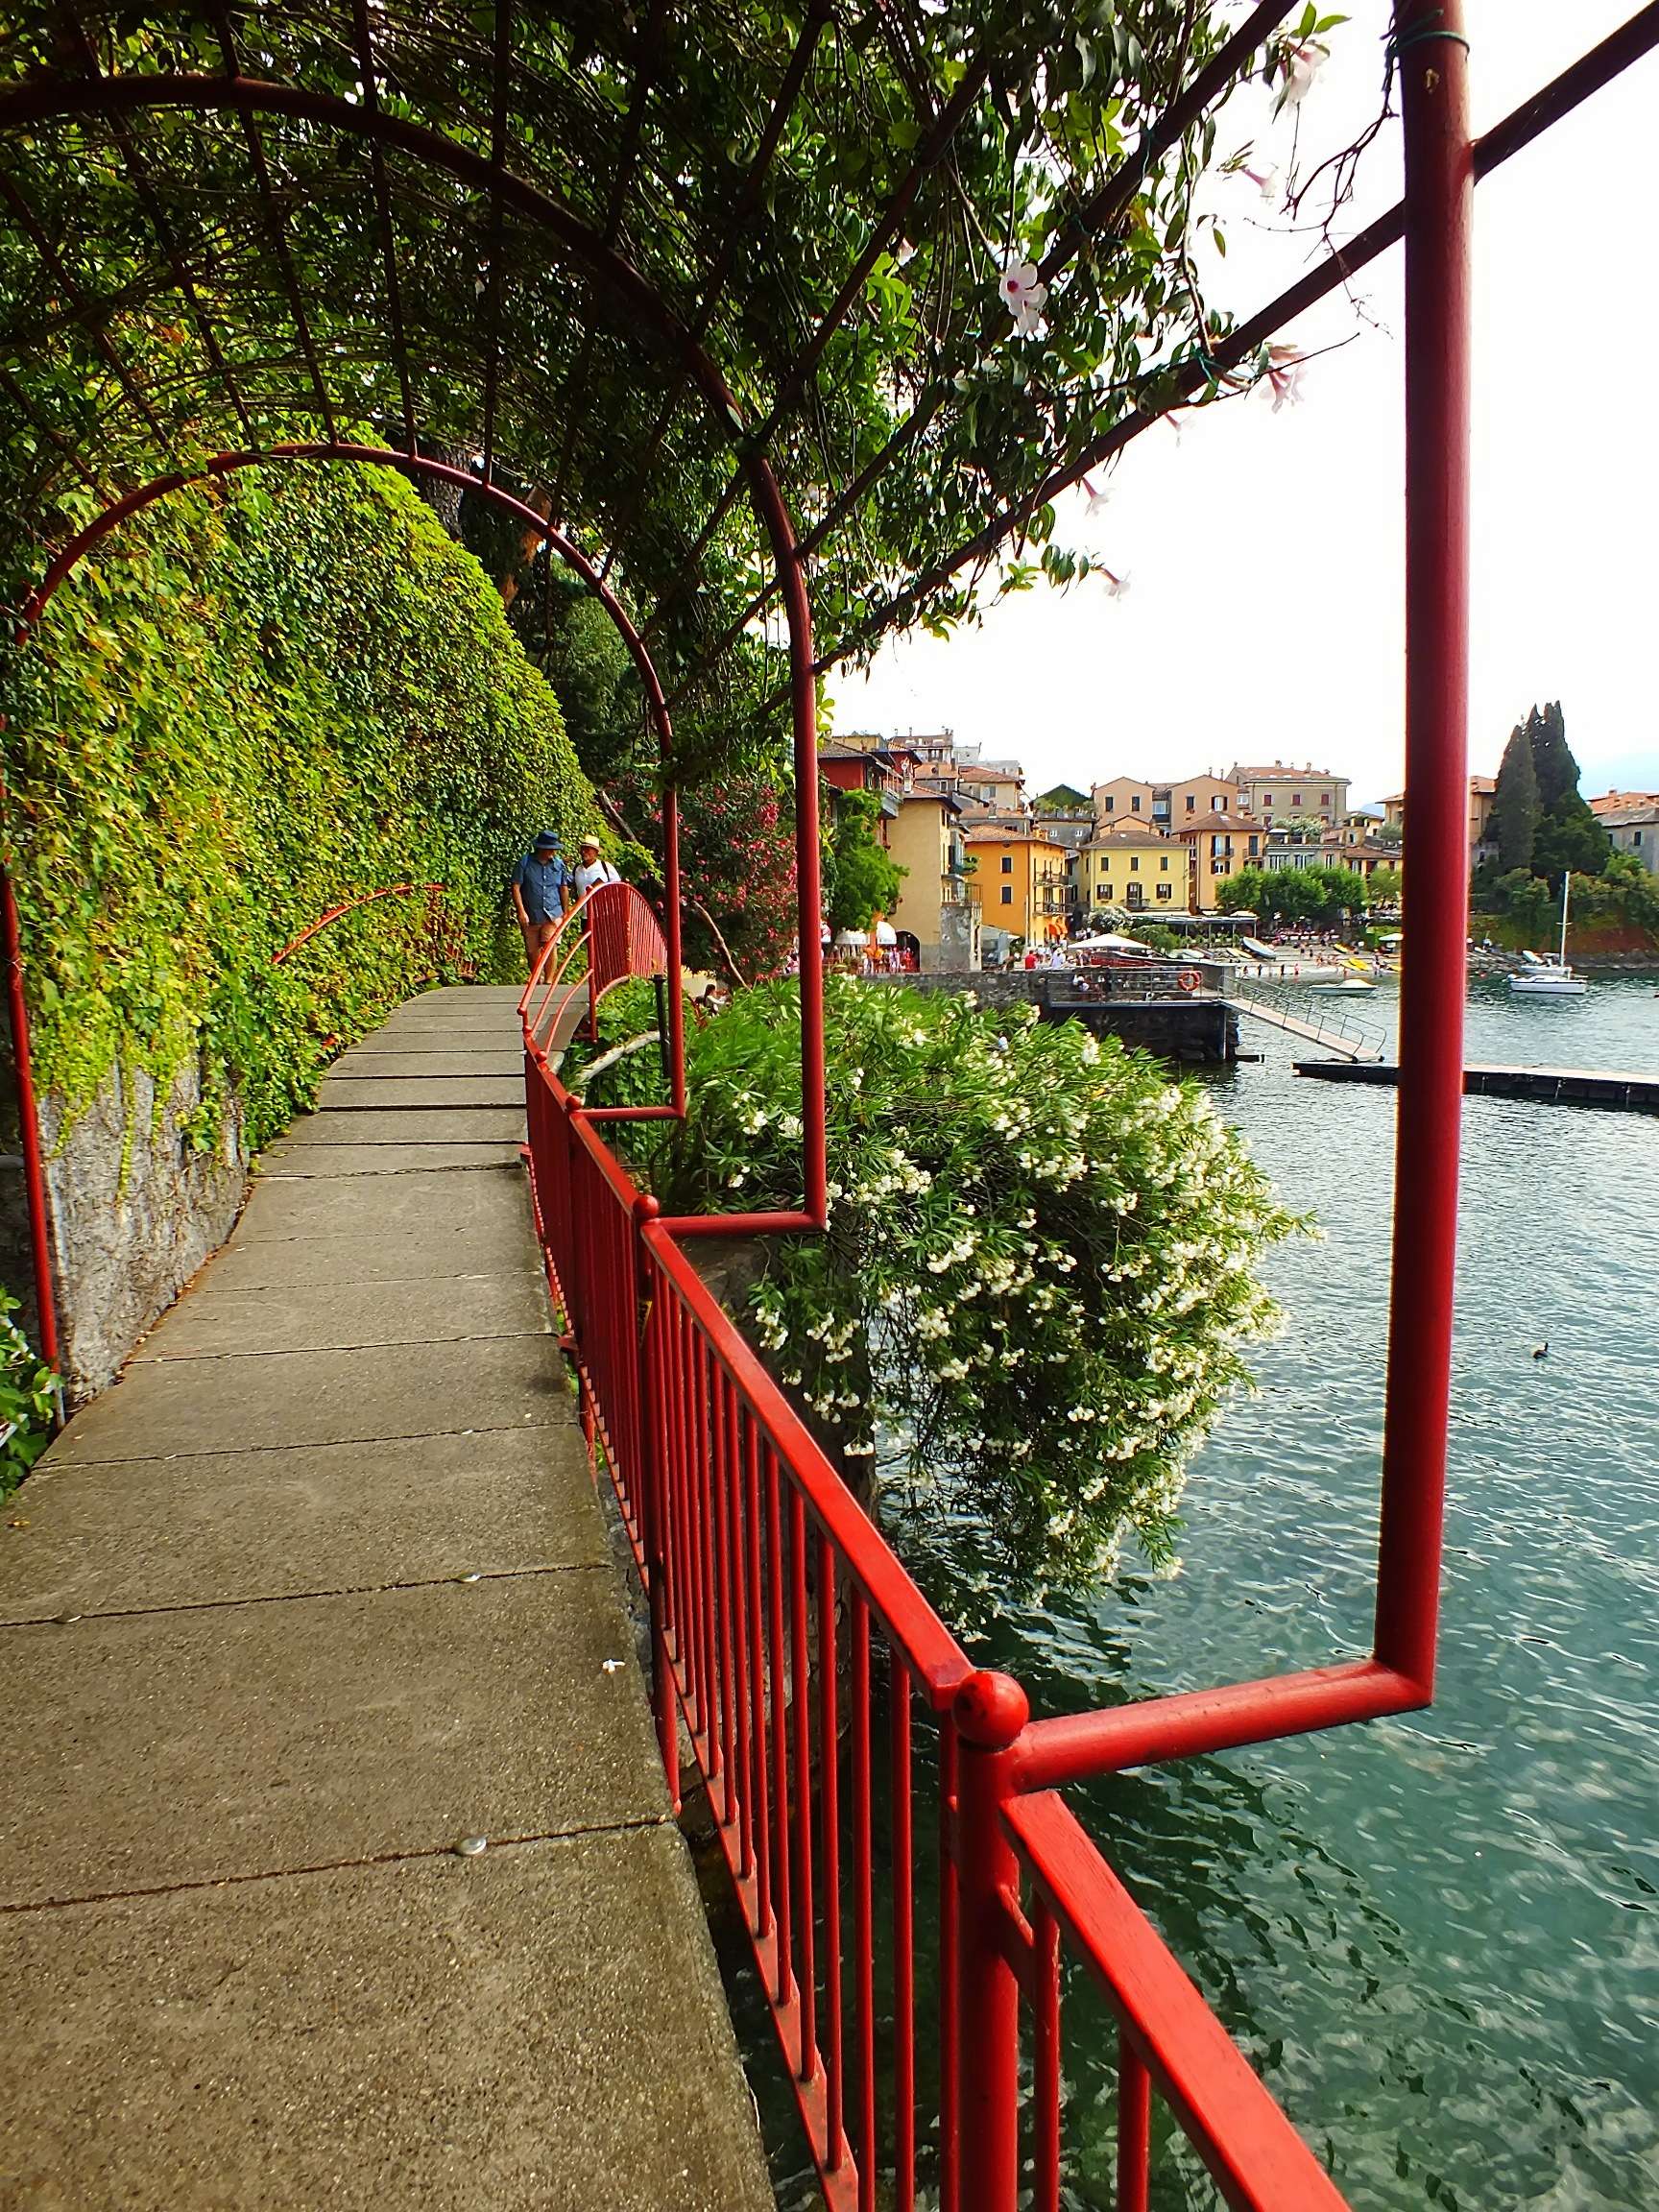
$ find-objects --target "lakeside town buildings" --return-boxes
[819,734,1654,972]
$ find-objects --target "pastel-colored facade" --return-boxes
[1092,773,1238,830]
[1382,775,1496,864]
[965,824,1070,938]
[956,758,1026,812]
[885,789,979,971]
[1589,788,1659,819]
[1597,802,1659,875]
[1174,812,1263,910]
[1077,821,1191,915]
[1228,762,1350,825]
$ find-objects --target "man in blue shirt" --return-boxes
[511,831,570,975]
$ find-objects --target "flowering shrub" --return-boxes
[0,1291,56,1497]
[600,979,1302,1589]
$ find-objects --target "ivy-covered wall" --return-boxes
[1,459,591,1402]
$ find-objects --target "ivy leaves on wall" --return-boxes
[3,459,592,1148]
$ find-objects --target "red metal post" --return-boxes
[633,1192,679,1796]
[0,858,60,1376]
[1116,2036,1151,2212]
[952,1669,1029,2212]
[1374,0,1473,1696]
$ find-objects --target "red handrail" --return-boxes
[270,880,445,965]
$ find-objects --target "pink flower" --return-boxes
[1081,473,1111,519]
[1101,566,1131,600]
[1240,162,1279,205]
[1265,343,1307,411]
[998,254,1048,336]
[1279,39,1328,108]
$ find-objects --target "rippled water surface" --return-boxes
[736,974,1659,2209]
[941,974,1659,2208]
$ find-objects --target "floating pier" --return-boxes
[1294,1061,1659,1113]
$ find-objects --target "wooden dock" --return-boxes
[1294,1060,1659,1113]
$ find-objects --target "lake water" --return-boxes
[734,972,1659,2209]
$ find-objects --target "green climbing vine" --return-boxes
[2,459,592,1150]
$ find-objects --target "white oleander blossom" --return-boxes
[998,253,1048,335]
[574,972,1303,1596]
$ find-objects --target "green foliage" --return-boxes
[1494,722,1538,873]
[823,786,907,933]
[0,2,1277,707]
[0,1290,56,1496]
[3,463,591,1147]
[593,979,1300,1590]
[1365,864,1404,908]
[1217,864,1368,926]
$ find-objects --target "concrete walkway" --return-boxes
[0,986,771,2211]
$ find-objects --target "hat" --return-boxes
[579,832,602,851]
[532,830,561,852]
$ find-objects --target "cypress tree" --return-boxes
[1493,721,1537,872]
[1527,700,1578,812]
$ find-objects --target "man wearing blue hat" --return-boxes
[511,830,570,975]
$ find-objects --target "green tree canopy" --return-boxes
[1493,721,1538,873]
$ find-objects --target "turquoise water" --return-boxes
[932,973,1659,2207]
[733,974,1659,2208]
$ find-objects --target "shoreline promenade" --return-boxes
[0,985,771,2211]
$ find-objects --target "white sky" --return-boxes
[829,3,1659,809]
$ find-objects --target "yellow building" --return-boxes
[1092,773,1238,830]
[964,824,1070,939]
[1174,812,1263,910]
[885,790,978,970]
[1077,821,1190,917]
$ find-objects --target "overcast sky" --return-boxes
[829,3,1659,810]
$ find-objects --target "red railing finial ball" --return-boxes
[953,1669,1029,1749]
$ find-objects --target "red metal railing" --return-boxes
[270,879,450,967]
[521,1011,1353,2208]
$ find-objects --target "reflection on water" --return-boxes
[741,975,1659,2209]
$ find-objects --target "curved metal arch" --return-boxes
[0,65,828,1209]
[4,439,827,1392]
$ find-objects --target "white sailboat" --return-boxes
[1509,873,1589,996]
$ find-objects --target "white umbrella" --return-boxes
[835,928,868,947]
[873,921,898,946]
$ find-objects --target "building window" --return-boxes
[1248,836,1260,855]
[1160,855,1168,871]
[1156,882,1172,901]
[1000,854,1013,874]
[1103,795,1114,813]
[1185,794,1196,812]
[1321,791,1332,808]
[1000,885,1013,905]
[1291,791,1302,806]
[1131,794,1142,813]
[1214,794,1226,810]
[1129,856,1140,873]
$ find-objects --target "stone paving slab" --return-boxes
[135,1270,549,1361]
[328,1050,528,1077]
[1,1574,658,1908]
[281,1106,527,1144]
[410,985,530,1005]
[262,1142,527,1177]
[318,1075,529,1111]
[0,1830,770,2212]
[205,1226,529,1293]
[48,1334,573,1467]
[230,1162,530,1243]
[0,1426,605,1623]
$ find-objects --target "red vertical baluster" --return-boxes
[686,1329,711,1752]
[731,1396,756,1883]
[1033,1899,1061,2212]
[667,1297,695,1710]
[852,1595,877,2211]
[766,1445,794,2009]
[939,1715,961,2212]
[891,1655,915,2210]
[744,1414,772,1937]
[818,1533,844,2168]
[713,1370,739,1829]
[1116,2034,1150,2212]
[697,1336,721,1780]
[789,1486,816,2078]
